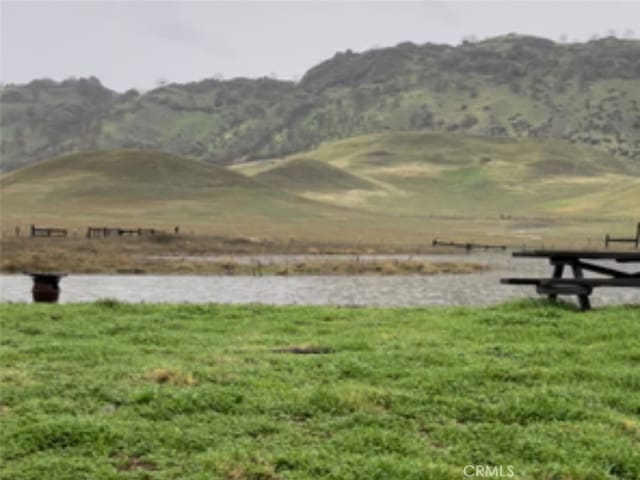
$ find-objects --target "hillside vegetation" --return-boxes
[1,35,639,171]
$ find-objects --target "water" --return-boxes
[2,253,638,307]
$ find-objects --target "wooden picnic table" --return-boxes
[500,250,640,310]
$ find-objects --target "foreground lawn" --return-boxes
[0,302,639,479]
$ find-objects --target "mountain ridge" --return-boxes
[1,34,639,171]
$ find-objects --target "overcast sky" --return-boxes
[1,1,639,92]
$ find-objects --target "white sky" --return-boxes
[1,1,639,92]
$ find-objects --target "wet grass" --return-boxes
[1,301,639,479]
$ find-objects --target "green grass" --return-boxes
[1,302,639,479]
[236,131,640,219]
[254,158,375,192]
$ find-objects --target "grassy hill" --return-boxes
[1,35,639,171]
[2,134,638,246]
[0,150,355,232]
[0,149,256,191]
[235,131,640,219]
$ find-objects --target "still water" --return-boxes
[2,253,638,307]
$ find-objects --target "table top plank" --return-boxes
[501,277,640,287]
[23,271,68,279]
[512,250,640,261]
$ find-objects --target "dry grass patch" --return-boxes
[273,344,334,355]
[621,418,640,437]
[143,367,197,386]
[281,259,487,275]
[0,368,32,386]
[300,188,392,208]
[339,387,393,414]
[113,455,158,472]
[1,240,488,275]
[221,461,278,480]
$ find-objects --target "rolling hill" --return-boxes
[234,131,640,219]
[2,132,638,245]
[0,150,355,230]
[1,35,639,171]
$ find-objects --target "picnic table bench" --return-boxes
[500,250,640,310]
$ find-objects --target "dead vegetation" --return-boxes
[0,236,488,275]
[143,368,197,387]
[112,455,158,472]
[273,345,334,355]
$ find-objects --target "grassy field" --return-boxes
[2,134,639,250]
[1,302,639,479]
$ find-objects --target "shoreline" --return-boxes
[0,259,487,275]
[1,236,491,275]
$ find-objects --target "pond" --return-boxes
[1,253,638,307]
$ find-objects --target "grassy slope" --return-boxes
[1,302,639,479]
[254,158,375,192]
[235,131,640,219]
[0,149,256,194]
[0,150,358,230]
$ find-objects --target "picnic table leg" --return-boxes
[549,263,565,302]
[571,262,592,311]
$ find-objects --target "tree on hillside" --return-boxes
[410,107,434,129]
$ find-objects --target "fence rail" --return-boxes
[30,224,67,238]
[432,239,506,251]
[605,222,639,249]
[86,227,164,238]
